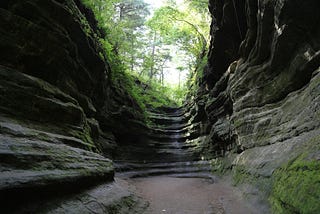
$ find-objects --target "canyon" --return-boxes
[0,0,319,213]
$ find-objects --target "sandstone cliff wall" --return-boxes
[187,0,320,212]
[0,0,146,211]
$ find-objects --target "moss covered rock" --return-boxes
[270,149,320,213]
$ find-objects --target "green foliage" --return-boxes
[131,74,184,108]
[81,0,208,109]
[186,55,207,95]
[185,0,210,14]
[169,84,187,105]
[270,155,320,214]
[82,0,150,71]
[147,5,209,66]
[139,84,175,108]
[81,0,182,111]
[110,67,146,111]
[110,66,181,114]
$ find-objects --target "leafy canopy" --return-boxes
[81,0,210,108]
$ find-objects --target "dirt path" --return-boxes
[129,176,259,214]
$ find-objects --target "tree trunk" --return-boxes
[149,31,157,79]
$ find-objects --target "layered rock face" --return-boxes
[116,107,213,180]
[1,0,319,212]
[188,0,320,212]
[0,0,146,212]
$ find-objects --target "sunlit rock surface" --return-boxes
[0,0,319,213]
[187,0,320,212]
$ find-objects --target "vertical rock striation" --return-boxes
[188,0,320,212]
[0,0,319,212]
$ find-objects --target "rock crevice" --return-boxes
[0,0,319,213]
[0,0,147,212]
[186,0,320,212]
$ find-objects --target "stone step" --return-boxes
[115,161,212,178]
[147,111,186,118]
[148,142,196,150]
[155,149,194,157]
[147,129,202,143]
[115,160,211,171]
[149,116,187,126]
[116,168,212,179]
[147,142,194,152]
[150,123,191,131]
[115,148,199,163]
[115,151,200,164]
[149,107,185,116]
[148,134,188,143]
[149,127,189,135]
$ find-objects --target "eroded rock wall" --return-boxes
[189,0,320,212]
[0,0,146,211]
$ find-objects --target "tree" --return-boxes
[146,3,210,71]
[82,0,150,72]
[82,0,209,105]
[185,0,209,14]
[139,30,172,84]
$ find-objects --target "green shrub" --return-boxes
[81,0,186,113]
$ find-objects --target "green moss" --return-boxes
[106,196,137,213]
[232,165,273,198]
[232,166,254,185]
[64,0,92,36]
[233,119,243,128]
[98,52,105,61]
[68,121,97,151]
[270,155,320,214]
[210,157,232,175]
